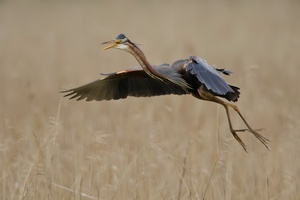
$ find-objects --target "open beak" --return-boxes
[102,40,118,50]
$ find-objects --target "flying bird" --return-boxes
[62,34,269,152]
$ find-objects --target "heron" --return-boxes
[62,34,269,152]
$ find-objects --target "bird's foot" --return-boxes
[247,128,270,151]
[231,128,270,151]
[230,129,248,152]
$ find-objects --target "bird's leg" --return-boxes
[223,102,270,151]
[197,87,270,151]
[223,104,247,152]
[197,88,247,151]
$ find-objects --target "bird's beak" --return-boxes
[102,40,119,50]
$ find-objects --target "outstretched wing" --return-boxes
[186,56,239,101]
[62,68,189,101]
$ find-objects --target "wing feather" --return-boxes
[62,69,189,101]
[186,56,235,95]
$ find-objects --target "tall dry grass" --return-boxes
[0,1,299,199]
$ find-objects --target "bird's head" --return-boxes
[102,34,134,51]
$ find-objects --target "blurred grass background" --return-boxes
[0,0,299,199]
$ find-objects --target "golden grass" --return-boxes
[1,1,300,199]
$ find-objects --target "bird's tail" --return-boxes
[226,85,240,102]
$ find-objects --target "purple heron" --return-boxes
[62,34,269,152]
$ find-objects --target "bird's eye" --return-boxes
[115,34,128,43]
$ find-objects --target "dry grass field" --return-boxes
[1,1,300,199]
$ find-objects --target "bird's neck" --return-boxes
[125,43,191,90]
[126,43,163,80]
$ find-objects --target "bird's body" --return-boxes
[62,34,269,151]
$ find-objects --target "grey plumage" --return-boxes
[186,55,235,96]
[185,55,240,102]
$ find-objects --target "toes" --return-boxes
[230,130,247,152]
[229,128,269,152]
[250,130,271,151]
